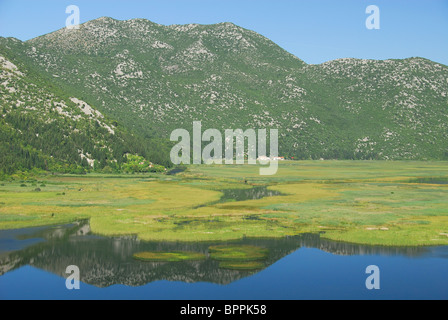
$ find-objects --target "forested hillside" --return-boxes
[0,44,171,176]
[1,17,447,177]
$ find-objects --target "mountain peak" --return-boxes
[4,17,448,163]
[95,16,118,22]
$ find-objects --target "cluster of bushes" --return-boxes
[0,154,167,180]
[121,154,166,173]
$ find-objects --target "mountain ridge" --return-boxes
[1,16,447,175]
[26,16,446,66]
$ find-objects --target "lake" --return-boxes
[0,220,447,300]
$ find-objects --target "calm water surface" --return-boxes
[0,220,447,300]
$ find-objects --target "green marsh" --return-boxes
[1,161,448,246]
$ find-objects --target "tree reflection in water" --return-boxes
[0,220,443,288]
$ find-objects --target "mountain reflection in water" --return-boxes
[0,220,445,288]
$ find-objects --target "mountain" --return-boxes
[1,17,447,172]
[0,38,172,175]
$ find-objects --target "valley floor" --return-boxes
[1,161,448,246]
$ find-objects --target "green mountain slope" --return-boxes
[0,40,171,175]
[1,17,447,165]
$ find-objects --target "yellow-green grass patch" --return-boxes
[133,251,206,262]
[218,261,265,270]
[209,245,269,261]
[2,161,448,246]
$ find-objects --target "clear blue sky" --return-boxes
[0,0,447,65]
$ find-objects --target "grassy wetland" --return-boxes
[1,161,448,246]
